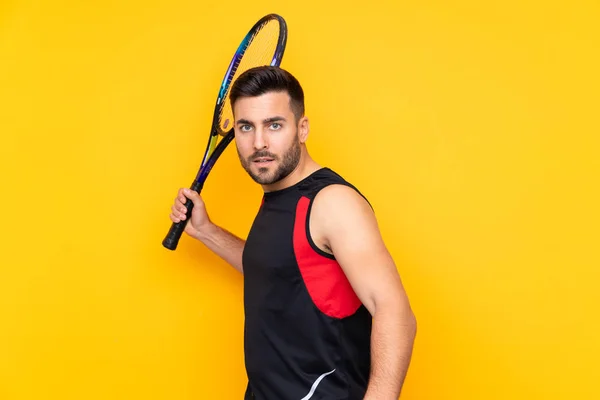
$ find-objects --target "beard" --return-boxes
[238,136,301,185]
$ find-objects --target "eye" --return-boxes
[270,122,282,130]
[239,124,253,132]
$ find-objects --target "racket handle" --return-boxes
[162,181,204,251]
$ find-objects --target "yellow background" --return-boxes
[1,0,599,399]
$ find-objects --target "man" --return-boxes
[169,66,416,399]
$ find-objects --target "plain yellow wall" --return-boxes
[1,0,599,399]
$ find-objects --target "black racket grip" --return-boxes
[162,181,203,251]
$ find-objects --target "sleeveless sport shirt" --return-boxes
[242,168,372,400]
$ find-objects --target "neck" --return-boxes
[261,150,321,193]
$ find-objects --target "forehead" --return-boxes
[233,91,293,121]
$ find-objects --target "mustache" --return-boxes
[249,151,278,161]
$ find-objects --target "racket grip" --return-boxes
[162,181,204,251]
[162,198,194,250]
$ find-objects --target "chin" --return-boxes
[253,162,275,174]
[253,172,277,185]
[250,168,279,185]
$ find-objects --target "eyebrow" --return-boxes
[236,116,287,125]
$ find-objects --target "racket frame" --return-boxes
[162,14,287,250]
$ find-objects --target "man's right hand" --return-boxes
[169,187,245,273]
[169,188,212,239]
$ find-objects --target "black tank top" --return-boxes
[242,167,372,400]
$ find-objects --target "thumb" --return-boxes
[183,188,202,207]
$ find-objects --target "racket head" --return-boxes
[198,14,287,173]
[214,14,287,136]
[197,14,287,175]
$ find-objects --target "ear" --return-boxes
[298,116,310,143]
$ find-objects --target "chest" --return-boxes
[242,202,300,282]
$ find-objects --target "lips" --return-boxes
[253,157,274,163]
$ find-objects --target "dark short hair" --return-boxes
[229,66,305,120]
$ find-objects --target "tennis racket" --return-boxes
[162,14,288,250]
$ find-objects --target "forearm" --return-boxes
[363,307,417,399]
[194,222,245,274]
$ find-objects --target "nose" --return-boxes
[253,127,267,150]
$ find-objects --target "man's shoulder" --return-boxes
[314,183,370,211]
[315,168,372,210]
[300,167,365,198]
[308,176,373,230]
[308,176,376,247]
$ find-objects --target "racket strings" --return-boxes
[217,19,283,134]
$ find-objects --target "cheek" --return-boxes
[271,131,295,151]
[234,139,252,156]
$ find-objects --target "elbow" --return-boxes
[405,309,417,339]
[373,297,417,338]
[398,301,417,340]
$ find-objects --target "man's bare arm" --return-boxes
[193,223,245,274]
[311,185,417,399]
[170,188,245,274]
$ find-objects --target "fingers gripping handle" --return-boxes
[162,197,194,250]
[162,130,233,251]
[162,182,203,251]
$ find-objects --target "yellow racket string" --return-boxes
[218,19,282,134]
